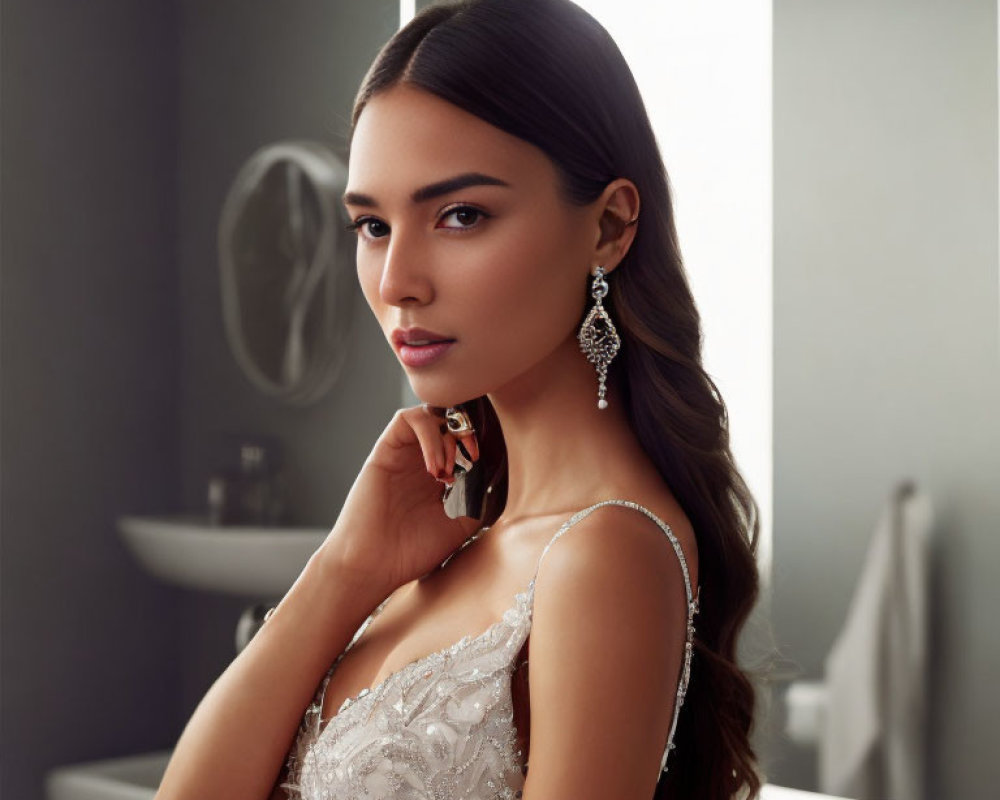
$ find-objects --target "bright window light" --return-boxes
[574,0,774,579]
[400,0,415,27]
[395,1,773,579]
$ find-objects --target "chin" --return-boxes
[408,380,481,410]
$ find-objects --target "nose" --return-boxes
[378,231,433,307]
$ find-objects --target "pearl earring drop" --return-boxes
[577,265,621,410]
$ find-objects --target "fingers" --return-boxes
[441,433,459,482]
[461,432,479,462]
[439,404,479,463]
[421,403,447,420]
[393,406,445,477]
[396,404,479,483]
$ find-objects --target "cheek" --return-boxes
[456,219,587,348]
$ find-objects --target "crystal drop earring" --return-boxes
[577,265,621,409]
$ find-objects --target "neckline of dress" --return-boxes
[312,497,698,739]
[315,581,535,737]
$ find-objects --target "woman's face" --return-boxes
[344,84,598,408]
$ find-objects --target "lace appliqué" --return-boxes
[282,498,699,798]
[282,590,532,800]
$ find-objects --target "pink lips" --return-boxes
[391,327,456,368]
[398,341,455,367]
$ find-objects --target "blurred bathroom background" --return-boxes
[1,1,998,798]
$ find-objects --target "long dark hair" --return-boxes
[351,2,762,797]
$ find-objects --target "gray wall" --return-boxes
[9,1,995,798]
[771,0,1000,797]
[171,0,402,732]
[1,1,181,798]
[1,1,402,797]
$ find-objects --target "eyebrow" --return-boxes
[342,172,511,208]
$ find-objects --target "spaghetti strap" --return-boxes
[290,499,702,795]
[528,498,701,774]
[531,499,697,607]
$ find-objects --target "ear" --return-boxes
[590,178,640,275]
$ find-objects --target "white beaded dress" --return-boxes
[281,499,700,800]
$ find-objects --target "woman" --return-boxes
[157,1,761,798]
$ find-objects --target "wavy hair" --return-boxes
[350,2,762,797]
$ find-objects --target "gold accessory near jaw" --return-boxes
[444,407,476,437]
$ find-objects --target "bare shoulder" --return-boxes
[527,498,698,689]
[537,498,698,601]
[523,499,696,795]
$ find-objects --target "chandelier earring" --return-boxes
[577,265,621,410]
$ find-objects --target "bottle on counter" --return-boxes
[207,440,286,526]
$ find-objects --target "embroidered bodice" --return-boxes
[281,499,700,800]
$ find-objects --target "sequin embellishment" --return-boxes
[281,499,699,798]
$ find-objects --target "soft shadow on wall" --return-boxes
[0,1,403,798]
[768,2,999,800]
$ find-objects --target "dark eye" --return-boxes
[346,217,389,240]
[438,205,489,230]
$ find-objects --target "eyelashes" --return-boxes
[344,217,390,239]
[345,203,492,242]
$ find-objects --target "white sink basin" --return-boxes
[118,515,328,597]
[46,750,169,800]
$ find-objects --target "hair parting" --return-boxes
[351,2,763,797]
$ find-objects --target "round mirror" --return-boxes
[218,141,356,406]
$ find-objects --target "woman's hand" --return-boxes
[319,403,484,594]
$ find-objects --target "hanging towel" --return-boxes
[819,480,932,800]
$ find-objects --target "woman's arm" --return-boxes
[156,405,481,800]
[155,545,394,800]
[521,506,691,800]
